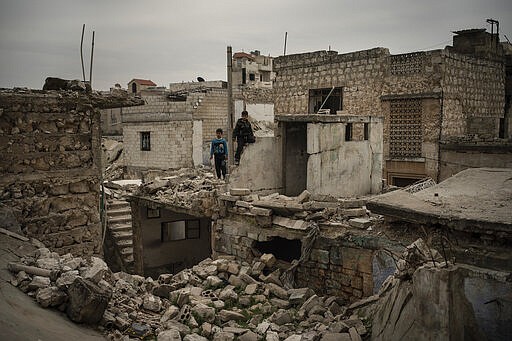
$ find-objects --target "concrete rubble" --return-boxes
[8,242,375,340]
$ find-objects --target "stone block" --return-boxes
[338,208,366,218]
[272,216,309,230]
[255,215,272,228]
[218,194,238,202]
[296,190,311,203]
[303,201,339,211]
[235,200,252,209]
[310,249,330,264]
[66,277,110,324]
[249,206,272,216]
[338,198,366,208]
[348,218,372,229]
[229,188,251,196]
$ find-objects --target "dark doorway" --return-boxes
[284,122,308,196]
[254,237,302,263]
[131,83,137,93]
[392,177,421,187]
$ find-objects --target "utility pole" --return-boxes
[227,46,234,166]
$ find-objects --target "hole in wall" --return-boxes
[254,237,302,263]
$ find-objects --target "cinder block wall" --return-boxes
[123,121,193,172]
[0,90,102,256]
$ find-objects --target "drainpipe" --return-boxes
[227,46,234,166]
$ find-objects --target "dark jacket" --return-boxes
[233,118,254,139]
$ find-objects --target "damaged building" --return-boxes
[273,28,512,186]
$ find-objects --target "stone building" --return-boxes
[232,50,274,89]
[0,89,142,257]
[128,79,157,94]
[273,28,509,186]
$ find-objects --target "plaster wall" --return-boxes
[192,120,203,166]
[137,206,211,278]
[228,137,283,193]
[439,147,512,180]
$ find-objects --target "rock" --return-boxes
[162,320,191,336]
[36,286,67,308]
[227,262,240,275]
[266,283,288,300]
[219,309,246,322]
[260,254,276,268]
[83,257,109,283]
[251,261,265,275]
[320,333,351,341]
[349,327,362,341]
[245,283,258,295]
[348,218,372,229]
[296,190,311,203]
[288,287,314,305]
[238,330,259,341]
[219,287,238,301]
[200,322,213,337]
[230,188,251,196]
[28,276,51,291]
[213,331,235,341]
[256,321,270,334]
[143,293,162,312]
[266,331,279,341]
[66,277,110,324]
[183,333,208,341]
[239,273,258,285]
[161,305,180,323]
[283,335,302,341]
[270,298,290,309]
[270,309,293,325]
[36,257,60,270]
[56,270,80,288]
[191,303,215,323]
[228,275,245,288]
[151,284,171,298]
[158,329,182,341]
[301,331,321,341]
[206,275,223,287]
[300,294,322,313]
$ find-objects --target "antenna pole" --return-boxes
[284,32,288,56]
[89,31,95,90]
[80,24,86,83]
[227,46,234,166]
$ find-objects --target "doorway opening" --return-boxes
[284,122,308,196]
[254,237,302,263]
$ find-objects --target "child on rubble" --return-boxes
[210,128,228,179]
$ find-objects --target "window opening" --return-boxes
[309,87,343,114]
[345,123,353,141]
[140,132,151,151]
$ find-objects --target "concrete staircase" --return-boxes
[106,199,134,272]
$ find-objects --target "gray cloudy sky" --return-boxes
[1,0,511,90]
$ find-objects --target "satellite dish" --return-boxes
[197,77,205,82]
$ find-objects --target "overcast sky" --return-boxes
[0,0,511,90]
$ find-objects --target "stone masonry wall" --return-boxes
[273,48,389,116]
[0,90,102,256]
[192,89,228,144]
[441,51,505,139]
[123,121,193,171]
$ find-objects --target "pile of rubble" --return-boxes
[220,189,379,230]
[8,245,371,341]
[134,167,227,216]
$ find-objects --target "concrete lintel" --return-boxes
[380,92,442,101]
[122,112,192,123]
[276,114,379,124]
[128,195,206,218]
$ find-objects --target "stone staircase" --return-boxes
[106,199,134,272]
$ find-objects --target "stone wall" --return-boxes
[0,90,102,256]
[273,48,389,116]
[192,89,228,145]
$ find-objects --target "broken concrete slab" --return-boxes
[348,218,372,229]
[229,188,251,196]
[272,216,309,230]
[66,277,110,324]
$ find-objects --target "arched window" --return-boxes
[131,82,137,93]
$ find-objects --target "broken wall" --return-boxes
[130,202,212,278]
[0,90,102,256]
[306,118,382,196]
[229,137,283,194]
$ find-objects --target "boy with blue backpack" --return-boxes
[210,128,228,179]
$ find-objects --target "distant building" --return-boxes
[232,50,274,89]
[128,79,157,94]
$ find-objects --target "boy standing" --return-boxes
[232,110,255,165]
[210,128,228,179]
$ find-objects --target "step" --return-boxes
[108,215,132,224]
[108,201,131,210]
[110,224,132,233]
[111,230,133,240]
[117,239,133,247]
[107,208,132,217]
[120,247,133,256]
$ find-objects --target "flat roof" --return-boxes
[367,168,512,234]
